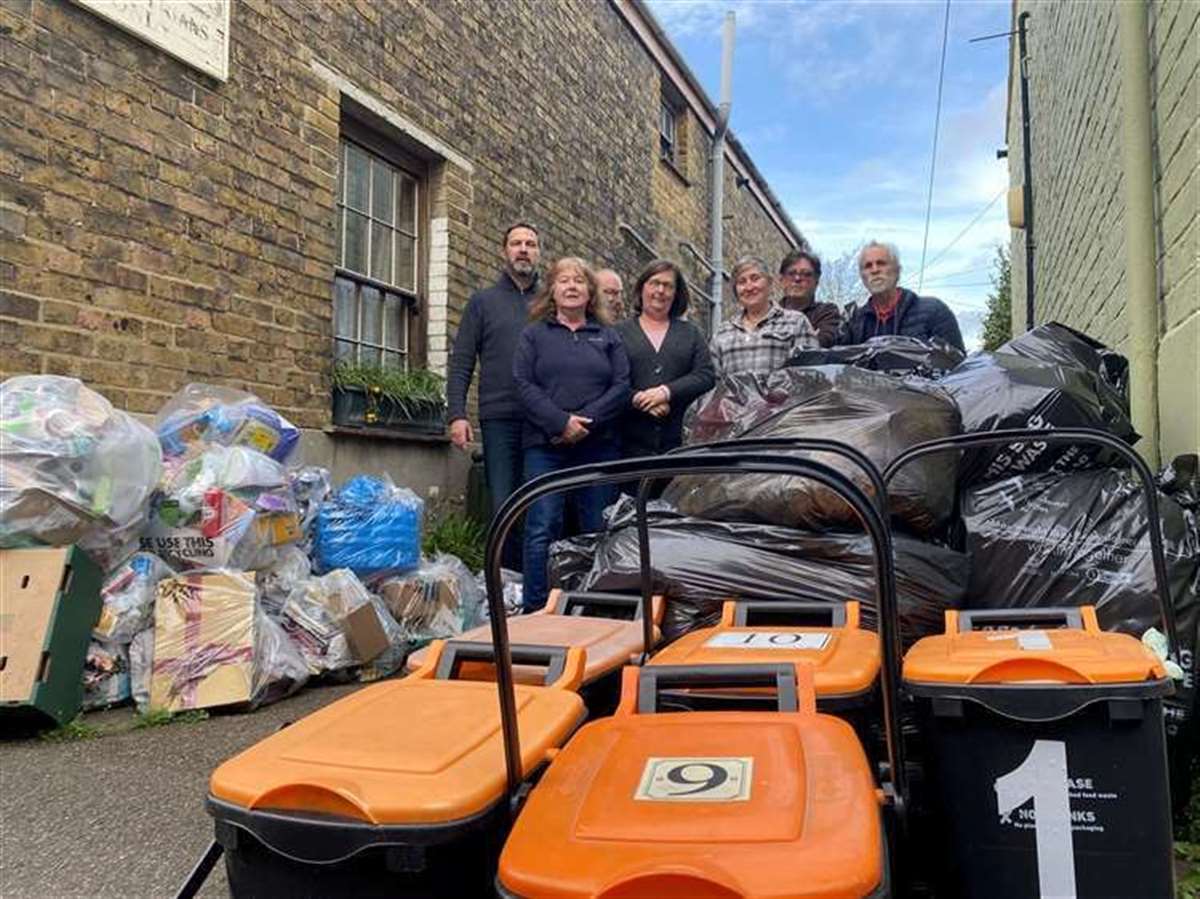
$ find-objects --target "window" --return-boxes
[334,137,422,368]
[659,98,679,164]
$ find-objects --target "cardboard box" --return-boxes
[149,571,256,712]
[339,602,388,664]
[0,547,103,727]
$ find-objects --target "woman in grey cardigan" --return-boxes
[615,259,715,462]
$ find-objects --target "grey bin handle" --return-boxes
[956,608,1085,633]
[637,664,799,713]
[435,641,569,686]
[732,600,848,628]
[560,591,644,620]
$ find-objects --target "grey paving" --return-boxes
[1,681,363,898]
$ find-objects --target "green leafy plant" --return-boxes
[133,708,210,729]
[40,715,103,743]
[980,243,1012,351]
[333,361,446,422]
[423,509,487,572]
[1177,843,1200,897]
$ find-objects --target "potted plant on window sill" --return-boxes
[332,361,446,433]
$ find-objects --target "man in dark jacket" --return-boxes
[841,241,965,352]
[778,249,842,348]
[446,223,541,538]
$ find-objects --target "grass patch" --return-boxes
[423,508,486,572]
[40,716,102,743]
[133,708,210,729]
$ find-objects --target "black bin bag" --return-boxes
[549,499,969,647]
[666,365,961,536]
[961,459,1200,809]
[786,334,965,379]
[942,322,1138,485]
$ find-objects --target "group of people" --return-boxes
[446,223,965,611]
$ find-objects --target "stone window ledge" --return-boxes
[325,425,450,445]
[659,155,690,186]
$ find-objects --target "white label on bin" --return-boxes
[635,757,753,802]
[1017,631,1053,651]
[704,631,830,651]
[995,740,1077,898]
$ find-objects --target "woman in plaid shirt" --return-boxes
[710,256,819,378]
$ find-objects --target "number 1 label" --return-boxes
[994,739,1077,898]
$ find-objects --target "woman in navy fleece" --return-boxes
[512,257,631,611]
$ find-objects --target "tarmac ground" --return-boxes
[0,680,363,898]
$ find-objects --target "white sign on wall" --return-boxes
[74,0,231,82]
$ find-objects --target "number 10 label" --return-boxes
[994,739,1078,899]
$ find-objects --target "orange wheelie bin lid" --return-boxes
[498,663,886,899]
[649,600,879,701]
[210,640,586,826]
[903,606,1167,686]
[406,590,664,686]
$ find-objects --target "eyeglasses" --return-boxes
[783,269,817,281]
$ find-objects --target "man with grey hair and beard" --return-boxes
[840,241,964,351]
[594,268,626,321]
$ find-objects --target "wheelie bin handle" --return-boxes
[483,451,907,826]
[635,663,803,713]
[434,640,576,687]
[881,427,1180,662]
[955,607,1088,633]
[730,599,850,628]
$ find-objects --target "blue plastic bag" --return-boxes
[315,475,423,576]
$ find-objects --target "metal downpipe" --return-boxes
[1117,0,1161,467]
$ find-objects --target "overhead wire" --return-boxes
[917,0,953,294]
[916,188,1006,282]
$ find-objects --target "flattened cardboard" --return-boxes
[149,571,256,712]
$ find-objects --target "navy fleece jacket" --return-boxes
[512,318,631,448]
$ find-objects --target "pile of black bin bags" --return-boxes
[549,323,1199,808]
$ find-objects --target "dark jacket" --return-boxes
[616,317,715,456]
[512,318,631,448]
[841,288,965,352]
[782,298,843,348]
[446,271,539,422]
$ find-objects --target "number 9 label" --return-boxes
[635,757,754,802]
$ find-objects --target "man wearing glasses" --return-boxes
[778,250,842,347]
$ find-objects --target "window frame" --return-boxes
[659,97,679,165]
[333,118,430,369]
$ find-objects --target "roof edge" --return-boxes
[614,0,807,250]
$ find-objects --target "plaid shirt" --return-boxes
[710,302,819,378]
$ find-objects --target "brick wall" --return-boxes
[0,0,799,432]
[1007,1,1127,350]
[1007,0,1198,459]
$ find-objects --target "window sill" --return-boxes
[325,425,450,445]
[659,156,690,187]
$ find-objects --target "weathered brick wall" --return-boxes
[0,0,799,429]
[721,161,799,320]
[1150,0,1199,460]
[1007,0,1198,458]
[1007,0,1127,350]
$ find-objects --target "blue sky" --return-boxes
[647,0,1013,348]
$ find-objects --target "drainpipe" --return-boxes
[1016,12,1036,331]
[1117,0,1160,467]
[708,12,734,333]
